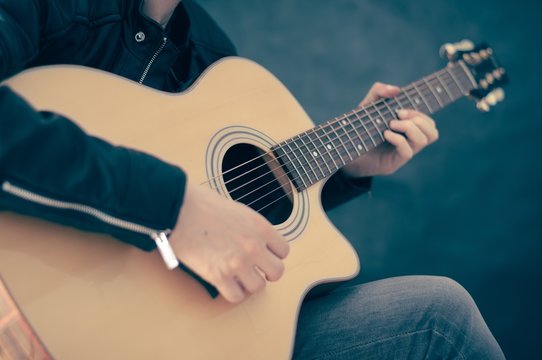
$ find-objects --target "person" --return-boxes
[0,0,505,358]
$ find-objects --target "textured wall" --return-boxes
[198,0,541,357]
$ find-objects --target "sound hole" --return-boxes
[222,143,293,225]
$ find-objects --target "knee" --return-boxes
[416,276,479,330]
[424,276,475,309]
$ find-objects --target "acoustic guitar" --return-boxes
[0,41,507,359]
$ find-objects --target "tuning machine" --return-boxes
[476,88,505,112]
[440,39,475,61]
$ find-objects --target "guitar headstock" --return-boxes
[440,40,509,111]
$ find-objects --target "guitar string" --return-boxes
[218,69,463,211]
[229,76,460,202]
[202,65,463,197]
[249,81,454,214]
[246,67,474,213]
[219,68,463,206]
[199,65,460,190]
[243,72,467,214]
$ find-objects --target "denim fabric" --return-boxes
[294,276,504,359]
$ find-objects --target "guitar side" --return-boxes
[0,58,359,359]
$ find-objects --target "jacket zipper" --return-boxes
[139,36,168,84]
[1,181,165,238]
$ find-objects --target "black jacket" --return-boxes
[0,0,370,252]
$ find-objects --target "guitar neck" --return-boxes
[273,61,476,190]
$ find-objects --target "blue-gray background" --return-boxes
[198,0,541,358]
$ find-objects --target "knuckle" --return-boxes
[244,240,262,257]
[226,257,244,276]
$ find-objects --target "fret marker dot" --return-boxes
[312,151,319,157]
[376,119,382,124]
[357,144,363,150]
[342,120,348,125]
[436,86,442,93]
[415,98,421,104]
[326,144,333,150]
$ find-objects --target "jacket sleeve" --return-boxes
[321,170,372,211]
[0,1,186,251]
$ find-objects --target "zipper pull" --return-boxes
[151,230,179,270]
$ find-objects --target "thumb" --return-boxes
[359,82,400,107]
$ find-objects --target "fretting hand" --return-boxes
[342,82,439,178]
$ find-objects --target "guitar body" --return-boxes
[0,57,359,359]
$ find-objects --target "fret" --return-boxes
[274,63,477,192]
[456,61,478,91]
[429,73,452,106]
[452,63,476,95]
[388,97,404,112]
[324,121,348,166]
[434,71,454,102]
[350,112,370,152]
[365,105,386,141]
[339,116,363,156]
[374,102,393,128]
[445,66,466,95]
[323,123,349,166]
[422,76,443,110]
[298,132,328,179]
[394,93,411,110]
[356,109,378,147]
[291,136,320,182]
[412,82,434,113]
[315,126,341,170]
[441,68,464,99]
[379,100,396,126]
[306,129,334,175]
[345,112,369,155]
[330,119,354,161]
[402,87,423,112]
[281,141,310,189]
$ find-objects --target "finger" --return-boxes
[360,82,400,106]
[397,108,436,128]
[216,277,246,304]
[266,235,290,260]
[389,120,428,153]
[236,266,266,294]
[397,110,439,144]
[384,130,413,160]
[258,252,285,282]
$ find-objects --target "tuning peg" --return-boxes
[440,39,475,60]
[477,99,491,112]
[476,88,505,112]
[486,88,505,104]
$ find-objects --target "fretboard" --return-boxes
[273,62,476,190]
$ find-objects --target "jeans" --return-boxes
[293,276,505,359]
